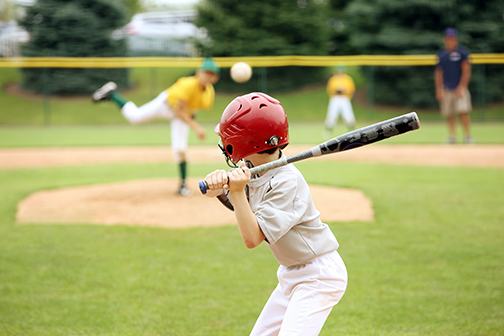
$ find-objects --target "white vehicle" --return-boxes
[123,11,207,56]
[0,21,29,57]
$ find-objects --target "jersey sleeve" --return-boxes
[345,75,356,98]
[460,46,470,62]
[254,173,307,245]
[326,76,336,96]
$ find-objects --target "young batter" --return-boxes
[92,58,220,196]
[204,92,348,336]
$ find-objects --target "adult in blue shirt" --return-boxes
[435,27,473,144]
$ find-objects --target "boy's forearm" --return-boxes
[230,190,265,249]
[172,98,198,125]
[173,100,204,137]
[173,104,193,125]
[459,61,471,89]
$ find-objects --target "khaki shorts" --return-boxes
[441,88,472,117]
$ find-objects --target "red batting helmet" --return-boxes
[215,92,289,166]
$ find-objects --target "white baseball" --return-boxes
[230,62,252,83]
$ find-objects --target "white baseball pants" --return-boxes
[121,91,190,163]
[325,96,356,129]
[249,251,347,336]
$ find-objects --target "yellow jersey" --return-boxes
[166,76,215,115]
[326,73,355,99]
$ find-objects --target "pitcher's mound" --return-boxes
[16,178,373,228]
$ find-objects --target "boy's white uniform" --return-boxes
[325,95,355,129]
[224,153,348,336]
[120,75,215,163]
[325,72,356,131]
[121,91,189,162]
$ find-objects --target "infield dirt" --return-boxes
[8,145,503,228]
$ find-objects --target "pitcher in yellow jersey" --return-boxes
[324,66,356,138]
[92,58,220,196]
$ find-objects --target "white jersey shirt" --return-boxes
[227,155,339,267]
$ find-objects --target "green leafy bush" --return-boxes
[340,0,504,107]
[194,0,330,92]
[18,0,130,94]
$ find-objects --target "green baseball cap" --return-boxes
[199,58,220,75]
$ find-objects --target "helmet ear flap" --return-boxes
[226,144,233,156]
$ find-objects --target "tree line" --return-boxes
[18,0,504,107]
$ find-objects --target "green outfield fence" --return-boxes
[1,54,503,123]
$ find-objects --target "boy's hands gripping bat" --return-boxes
[199,112,420,194]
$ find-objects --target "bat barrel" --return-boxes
[199,112,420,194]
[320,111,420,155]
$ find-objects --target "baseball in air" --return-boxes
[230,62,252,83]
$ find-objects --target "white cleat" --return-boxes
[177,186,192,197]
[92,81,117,102]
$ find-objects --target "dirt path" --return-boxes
[2,144,504,169]
[16,178,373,228]
[9,145,503,228]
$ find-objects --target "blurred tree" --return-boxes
[194,0,330,92]
[341,0,504,107]
[122,0,143,20]
[327,0,356,56]
[0,0,20,21]
[18,0,130,94]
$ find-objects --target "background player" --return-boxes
[323,65,356,138]
[203,92,348,336]
[435,27,473,144]
[92,58,220,196]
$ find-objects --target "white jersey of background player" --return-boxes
[204,93,348,336]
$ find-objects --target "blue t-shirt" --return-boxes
[436,45,470,90]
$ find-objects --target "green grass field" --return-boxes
[1,160,503,335]
[1,67,503,125]
[1,67,503,335]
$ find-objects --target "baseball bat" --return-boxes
[199,111,420,194]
